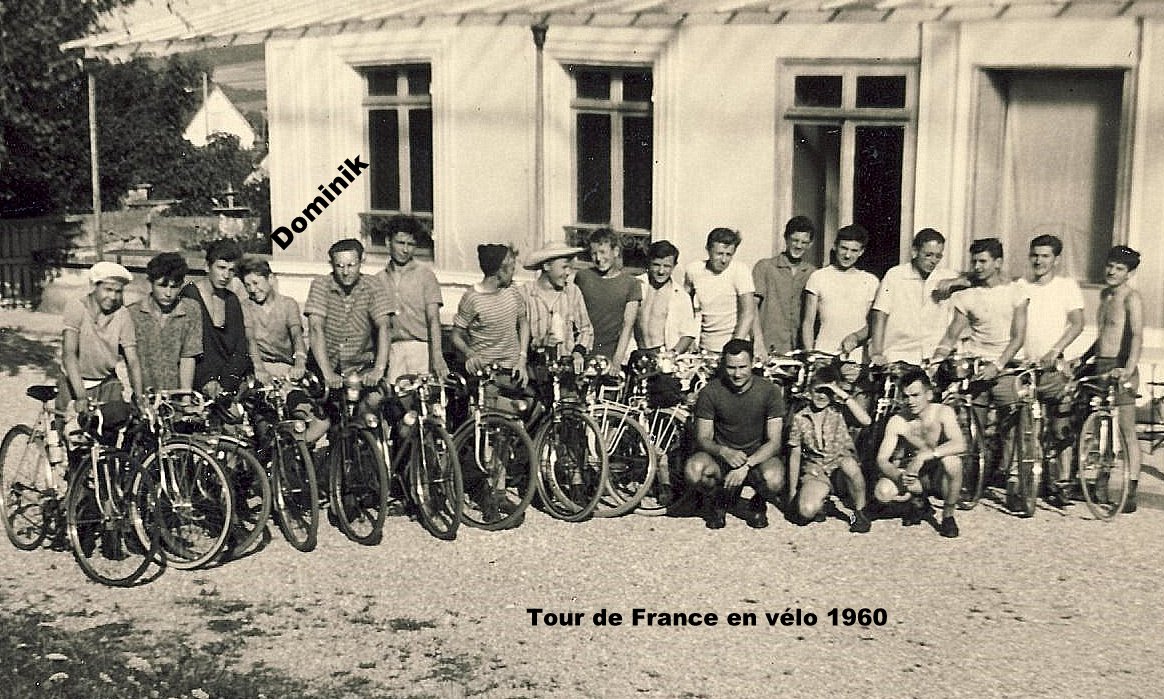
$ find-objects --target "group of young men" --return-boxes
[59,215,1146,538]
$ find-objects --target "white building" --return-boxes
[65,0,1164,363]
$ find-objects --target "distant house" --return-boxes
[65,0,1164,361]
[182,85,256,150]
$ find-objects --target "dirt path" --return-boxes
[2,309,1162,698]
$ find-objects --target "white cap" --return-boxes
[89,261,133,285]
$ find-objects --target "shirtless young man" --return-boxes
[874,369,966,537]
[1081,245,1144,513]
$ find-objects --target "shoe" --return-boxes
[849,509,871,534]
[813,510,827,524]
[1045,484,1072,509]
[1122,481,1138,514]
[705,508,727,529]
[902,497,929,526]
[939,516,960,538]
[745,495,769,529]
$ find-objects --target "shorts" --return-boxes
[800,454,854,489]
[890,450,945,497]
[1093,357,1139,406]
[388,340,432,382]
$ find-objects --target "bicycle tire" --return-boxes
[950,401,987,510]
[67,457,160,587]
[589,403,657,518]
[134,440,234,570]
[204,438,272,557]
[1012,406,1041,517]
[454,414,537,531]
[1076,413,1130,521]
[533,407,609,522]
[329,428,389,545]
[270,429,319,552]
[1,424,55,550]
[404,422,462,541]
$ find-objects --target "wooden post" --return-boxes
[87,63,103,261]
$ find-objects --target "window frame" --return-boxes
[778,61,919,266]
[361,63,435,249]
[567,64,654,240]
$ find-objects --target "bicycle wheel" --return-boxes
[270,429,319,552]
[640,407,695,516]
[1008,406,1042,518]
[136,441,234,570]
[207,439,272,557]
[534,407,609,522]
[1,424,56,550]
[67,457,160,587]
[454,414,537,531]
[589,403,656,518]
[1076,413,1130,521]
[329,428,389,545]
[951,402,987,510]
[404,422,462,541]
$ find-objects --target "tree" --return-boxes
[0,0,129,217]
[0,2,264,219]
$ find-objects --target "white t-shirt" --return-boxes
[804,265,879,356]
[1015,275,1085,360]
[684,259,754,353]
[951,282,1029,361]
[872,263,962,363]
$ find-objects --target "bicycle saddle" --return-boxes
[26,385,58,403]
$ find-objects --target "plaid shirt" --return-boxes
[519,278,593,355]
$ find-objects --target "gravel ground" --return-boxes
[1,308,1162,699]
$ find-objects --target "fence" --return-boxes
[0,217,82,308]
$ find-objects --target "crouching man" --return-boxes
[685,339,786,529]
[874,369,965,537]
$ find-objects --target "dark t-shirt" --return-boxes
[574,268,642,361]
[694,376,786,455]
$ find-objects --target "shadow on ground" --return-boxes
[0,327,58,376]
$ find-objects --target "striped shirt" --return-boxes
[453,285,524,369]
[303,273,394,371]
[519,278,593,355]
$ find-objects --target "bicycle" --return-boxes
[1068,369,1132,520]
[65,400,164,587]
[997,362,1049,518]
[932,353,991,510]
[244,376,320,552]
[526,349,609,522]
[449,364,537,530]
[198,385,274,558]
[585,357,658,518]
[376,373,463,541]
[131,391,236,570]
[322,372,391,546]
[1,384,70,551]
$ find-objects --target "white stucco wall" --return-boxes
[263,16,1164,350]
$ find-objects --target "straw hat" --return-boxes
[523,242,584,270]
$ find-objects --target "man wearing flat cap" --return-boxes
[518,242,593,374]
[58,261,144,416]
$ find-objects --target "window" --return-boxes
[363,64,433,248]
[970,69,1125,283]
[569,66,653,236]
[783,64,916,278]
